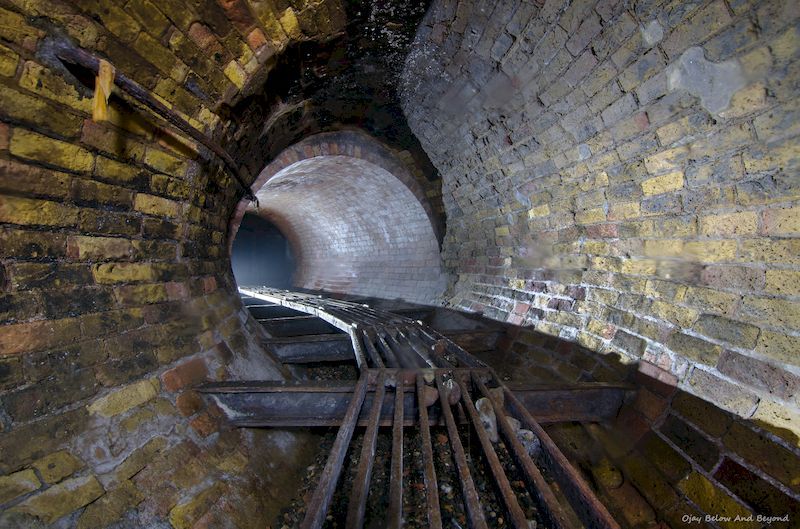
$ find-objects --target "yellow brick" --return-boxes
[576,207,606,224]
[495,226,510,237]
[644,146,688,174]
[0,196,79,227]
[144,148,188,176]
[771,25,800,63]
[134,194,180,218]
[718,83,769,119]
[32,451,83,484]
[67,235,135,260]
[743,142,800,173]
[741,296,800,328]
[684,240,737,262]
[765,270,800,296]
[223,60,246,89]
[752,400,800,447]
[641,171,684,196]
[10,129,93,172]
[19,61,92,113]
[0,43,18,77]
[756,330,800,367]
[93,263,157,284]
[686,287,739,313]
[583,241,612,255]
[95,156,142,184]
[278,8,302,39]
[608,201,640,220]
[739,239,800,265]
[620,258,657,275]
[762,206,800,235]
[699,211,758,236]
[678,472,758,529]
[10,475,103,524]
[527,204,550,218]
[650,300,699,327]
[508,278,526,289]
[643,239,684,257]
[0,469,40,504]
[87,379,159,417]
[169,483,225,529]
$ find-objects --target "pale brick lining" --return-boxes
[251,156,446,305]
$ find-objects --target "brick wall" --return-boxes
[402,0,799,526]
[489,328,799,528]
[403,0,799,447]
[0,0,344,526]
[230,131,447,304]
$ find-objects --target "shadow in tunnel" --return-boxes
[231,212,295,289]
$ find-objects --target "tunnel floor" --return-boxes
[200,288,629,529]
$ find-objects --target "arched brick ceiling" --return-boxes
[247,155,445,303]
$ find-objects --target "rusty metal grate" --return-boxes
[201,288,622,529]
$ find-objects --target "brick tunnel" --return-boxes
[0,0,798,528]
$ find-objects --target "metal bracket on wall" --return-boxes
[39,37,257,203]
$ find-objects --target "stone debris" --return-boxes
[475,397,499,443]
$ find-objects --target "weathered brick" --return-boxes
[699,211,758,237]
[687,369,758,417]
[87,378,160,417]
[740,296,800,329]
[678,472,758,529]
[751,400,800,447]
[11,475,104,524]
[717,350,800,405]
[637,432,691,482]
[67,235,136,260]
[161,357,209,392]
[693,314,760,348]
[10,129,93,172]
[0,469,40,504]
[723,421,800,492]
[714,458,800,527]
[641,171,684,196]
[0,196,79,228]
[0,318,81,356]
[31,451,83,484]
[76,479,144,529]
[134,193,181,218]
[660,414,720,470]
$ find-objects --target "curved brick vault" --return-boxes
[0,0,799,527]
[229,131,446,304]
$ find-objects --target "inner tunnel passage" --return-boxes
[236,154,446,305]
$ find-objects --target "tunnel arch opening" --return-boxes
[229,131,447,305]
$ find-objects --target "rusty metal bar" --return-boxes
[346,372,386,529]
[435,374,488,529]
[375,330,401,368]
[416,373,442,529]
[359,328,385,368]
[502,382,621,529]
[454,377,529,529]
[472,375,571,529]
[43,39,256,201]
[300,374,369,529]
[387,377,404,529]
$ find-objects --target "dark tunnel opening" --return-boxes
[231,212,295,289]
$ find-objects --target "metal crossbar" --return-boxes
[202,288,622,529]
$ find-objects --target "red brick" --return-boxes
[202,276,217,293]
[0,122,9,150]
[635,361,678,398]
[161,358,208,392]
[190,412,218,437]
[175,390,204,417]
[246,28,267,50]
